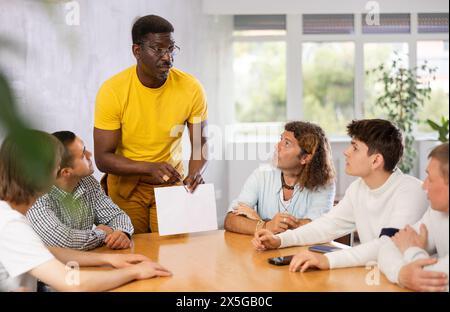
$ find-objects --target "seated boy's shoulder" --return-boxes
[396,173,423,190]
[31,193,52,208]
[80,175,101,189]
[347,177,365,190]
[0,202,25,226]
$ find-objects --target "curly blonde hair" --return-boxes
[284,121,335,190]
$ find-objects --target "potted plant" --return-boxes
[426,116,449,143]
[366,54,436,174]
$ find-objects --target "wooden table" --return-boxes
[91,230,406,292]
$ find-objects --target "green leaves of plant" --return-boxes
[426,117,449,143]
[367,55,437,173]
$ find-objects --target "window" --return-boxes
[362,14,411,34]
[233,41,286,123]
[418,13,449,33]
[364,43,409,118]
[417,41,449,132]
[230,12,448,138]
[234,14,286,35]
[303,14,354,34]
[233,15,287,124]
[302,42,355,135]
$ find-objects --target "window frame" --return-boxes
[231,13,449,139]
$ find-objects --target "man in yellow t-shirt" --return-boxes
[94,15,208,234]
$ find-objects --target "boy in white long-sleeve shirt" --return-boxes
[252,119,429,273]
[378,143,448,292]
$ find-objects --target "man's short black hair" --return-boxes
[347,119,404,172]
[52,131,76,170]
[132,15,174,44]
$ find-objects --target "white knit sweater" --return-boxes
[276,169,429,269]
[378,207,449,291]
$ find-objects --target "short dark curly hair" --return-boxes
[347,119,404,172]
[284,121,335,190]
[132,15,174,44]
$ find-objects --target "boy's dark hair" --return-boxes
[347,119,404,172]
[132,15,174,44]
[0,130,63,204]
[284,121,335,190]
[52,131,76,171]
[429,143,449,183]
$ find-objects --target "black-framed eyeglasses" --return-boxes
[141,43,180,58]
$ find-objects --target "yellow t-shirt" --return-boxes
[94,65,208,174]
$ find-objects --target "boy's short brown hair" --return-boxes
[347,119,403,172]
[0,130,64,204]
[429,143,449,183]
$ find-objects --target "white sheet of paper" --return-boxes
[155,183,218,236]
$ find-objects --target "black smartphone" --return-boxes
[268,255,294,266]
[308,245,342,254]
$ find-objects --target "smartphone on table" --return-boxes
[267,255,294,266]
[267,244,342,266]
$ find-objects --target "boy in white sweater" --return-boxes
[378,143,448,292]
[252,119,428,272]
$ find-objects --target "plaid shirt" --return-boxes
[27,175,134,250]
